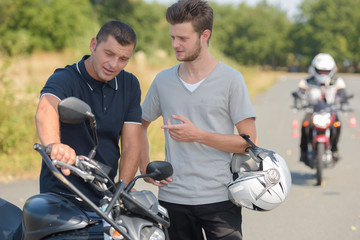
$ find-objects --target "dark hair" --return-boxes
[166,0,213,40]
[96,20,137,48]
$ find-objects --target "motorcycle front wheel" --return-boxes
[316,143,325,186]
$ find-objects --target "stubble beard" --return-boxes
[176,40,202,62]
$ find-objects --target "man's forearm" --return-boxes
[118,148,140,185]
[197,131,255,154]
[139,119,152,174]
[35,96,61,146]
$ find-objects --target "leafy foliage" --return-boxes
[1,0,360,71]
[289,0,360,71]
[0,0,96,56]
[212,2,292,68]
[91,0,170,54]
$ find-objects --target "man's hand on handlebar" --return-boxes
[48,143,76,176]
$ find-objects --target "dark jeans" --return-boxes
[159,200,242,240]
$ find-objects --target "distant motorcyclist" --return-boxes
[293,53,348,165]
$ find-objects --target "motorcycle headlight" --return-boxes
[141,226,165,240]
[149,228,165,240]
[312,112,331,128]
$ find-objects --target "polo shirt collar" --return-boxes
[77,55,118,91]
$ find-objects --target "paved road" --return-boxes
[242,73,360,240]
[1,73,359,240]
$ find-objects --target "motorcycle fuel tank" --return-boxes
[22,193,89,240]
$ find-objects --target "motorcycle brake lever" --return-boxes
[75,157,111,185]
[52,160,95,182]
[44,146,99,177]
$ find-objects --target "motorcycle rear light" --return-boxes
[333,121,341,127]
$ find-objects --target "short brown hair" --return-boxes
[96,20,137,48]
[166,0,213,40]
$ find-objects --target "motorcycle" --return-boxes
[292,90,353,185]
[0,96,173,240]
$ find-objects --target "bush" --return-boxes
[0,0,96,56]
[0,59,40,180]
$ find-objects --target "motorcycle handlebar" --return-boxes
[33,143,133,240]
[292,101,353,113]
[34,143,170,236]
[291,90,354,112]
[43,144,113,186]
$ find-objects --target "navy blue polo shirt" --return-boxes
[39,55,142,205]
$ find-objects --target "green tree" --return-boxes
[0,0,95,56]
[212,1,292,68]
[92,0,169,54]
[289,0,360,71]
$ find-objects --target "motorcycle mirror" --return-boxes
[146,161,173,181]
[58,97,94,124]
[124,161,173,192]
[58,97,99,160]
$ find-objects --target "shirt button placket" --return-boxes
[103,85,107,112]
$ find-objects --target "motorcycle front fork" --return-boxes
[310,129,333,165]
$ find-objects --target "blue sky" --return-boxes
[145,0,303,18]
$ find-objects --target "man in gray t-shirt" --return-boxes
[140,1,256,239]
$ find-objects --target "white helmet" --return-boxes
[308,53,337,86]
[227,148,292,211]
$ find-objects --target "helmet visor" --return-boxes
[315,68,331,75]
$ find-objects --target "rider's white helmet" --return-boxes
[227,149,292,211]
[308,53,337,86]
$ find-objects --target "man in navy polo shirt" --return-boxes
[35,20,142,206]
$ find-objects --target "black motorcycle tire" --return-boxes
[316,143,325,186]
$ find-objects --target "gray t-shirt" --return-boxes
[142,62,256,205]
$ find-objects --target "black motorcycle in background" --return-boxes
[292,90,353,186]
[0,97,173,240]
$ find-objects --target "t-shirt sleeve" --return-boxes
[229,72,256,124]
[141,75,162,122]
[40,68,75,100]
